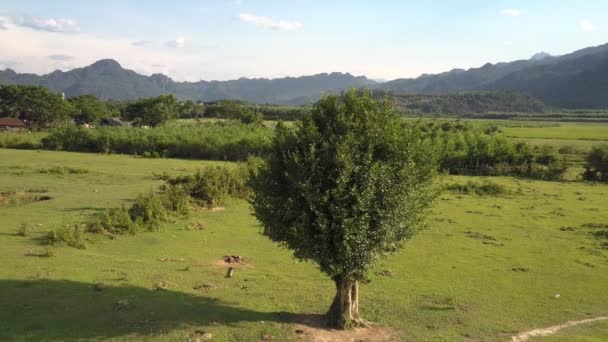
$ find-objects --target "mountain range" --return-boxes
[1,43,607,108]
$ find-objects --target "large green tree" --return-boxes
[250,90,438,328]
[124,94,178,127]
[179,100,206,119]
[69,94,112,124]
[0,85,74,129]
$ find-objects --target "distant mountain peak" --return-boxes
[530,52,553,61]
[89,59,122,69]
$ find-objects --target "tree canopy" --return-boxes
[0,85,74,129]
[124,94,178,127]
[69,94,113,124]
[250,90,439,328]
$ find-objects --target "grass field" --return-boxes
[502,122,608,141]
[1,149,607,341]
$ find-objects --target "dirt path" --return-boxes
[511,316,608,342]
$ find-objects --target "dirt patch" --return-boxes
[215,255,253,268]
[291,315,405,342]
[511,316,608,341]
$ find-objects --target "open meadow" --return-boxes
[1,148,607,341]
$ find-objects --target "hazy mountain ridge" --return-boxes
[0,60,375,105]
[1,43,607,107]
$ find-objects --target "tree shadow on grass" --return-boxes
[0,279,314,341]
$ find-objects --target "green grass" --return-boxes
[1,149,607,341]
[503,122,608,141]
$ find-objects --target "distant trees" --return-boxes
[124,94,178,127]
[394,91,547,116]
[582,145,608,182]
[0,85,74,129]
[179,100,206,119]
[250,91,438,328]
[69,94,112,124]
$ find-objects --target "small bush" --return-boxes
[163,164,252,208]
[582,145,608,182]
[128,193,168,230]
[42,225,86,249]
[37,166,89,175]
[160,186,191,216]
[89,206,138,235]
[16,223,32,237]
[446,180,508,196]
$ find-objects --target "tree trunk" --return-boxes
[325,276,362,329]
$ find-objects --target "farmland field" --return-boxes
[1,148,607,341]
[502,122,608,141]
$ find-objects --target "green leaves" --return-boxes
[124,94,178,127]
[250,90,439,281]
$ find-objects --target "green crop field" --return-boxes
[1,149,607,341]
[502,122,608,141]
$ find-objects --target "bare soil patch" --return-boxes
[290,315,405,342]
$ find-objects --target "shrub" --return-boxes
[89,206,138,234]
[37,166,89,174]
[16,223,32,237]
[42,225,86,249]
[160,186,191,216]
[162,163,252,208]
[446,180,508,196]
[582,145,608,182]
[128,193,168,230]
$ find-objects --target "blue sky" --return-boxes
[0,0,605,81]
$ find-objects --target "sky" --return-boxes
[0,0,606,81]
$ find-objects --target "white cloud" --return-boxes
[0,17,8,30]
[239,13,302,31]
[13,15,80,33]
[0,23,204,80]
[503,41,513,46]
[166,36,185,48]
[580,19,596,32]
[501,9,522,17]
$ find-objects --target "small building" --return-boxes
[0,118,26,131]
[100,118,127,127]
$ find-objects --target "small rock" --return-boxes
[295,329,305,334]
[262,334,274,341]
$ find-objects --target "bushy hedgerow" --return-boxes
[160,162,255,208]
[42,122,272,161]
[428,128,567,180]
[446,180,508,196]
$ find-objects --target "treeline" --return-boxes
[392,91,547,116]
[33,120,567,180]
[205,100,311,121]
[41,123,272,161]
[0,85,309,129]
